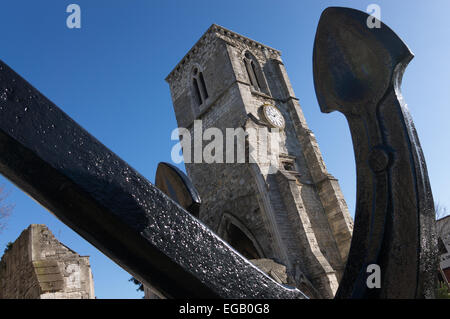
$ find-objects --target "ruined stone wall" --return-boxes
[0,227,40,298]
[0,224,95,299]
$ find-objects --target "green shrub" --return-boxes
[437,282,450,299]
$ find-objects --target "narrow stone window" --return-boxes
[243,51,269,95]
[250,60,262,89]
[192,78,202,106]
[280,155,297,173]
[199,72,208,99]
[283,161,296,172]
[192,67,208,106]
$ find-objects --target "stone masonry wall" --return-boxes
[0,224,95,299]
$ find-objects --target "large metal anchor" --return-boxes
[313,7,437,298]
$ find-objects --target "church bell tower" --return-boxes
[166,24,353,298]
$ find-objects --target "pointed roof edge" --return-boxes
[165,24,281,82]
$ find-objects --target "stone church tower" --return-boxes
[166,24,353,298]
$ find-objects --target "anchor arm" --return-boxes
[0,60,306,299]
[313,7,437,298]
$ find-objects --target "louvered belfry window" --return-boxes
[192,68,208,106]
[244,51,263,92]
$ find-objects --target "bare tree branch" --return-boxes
[435,202,450,238]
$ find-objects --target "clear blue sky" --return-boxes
[0,1,448,298]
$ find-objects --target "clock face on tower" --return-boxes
[261,104,285,129]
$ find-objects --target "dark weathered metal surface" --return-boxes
[0,60,306,299]
[155,162,201,217]
[313,7,437,298]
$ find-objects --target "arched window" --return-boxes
[192,67,208,106]
[218,213,264,260]
[243,51,269,95]
[226,223,261,259]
